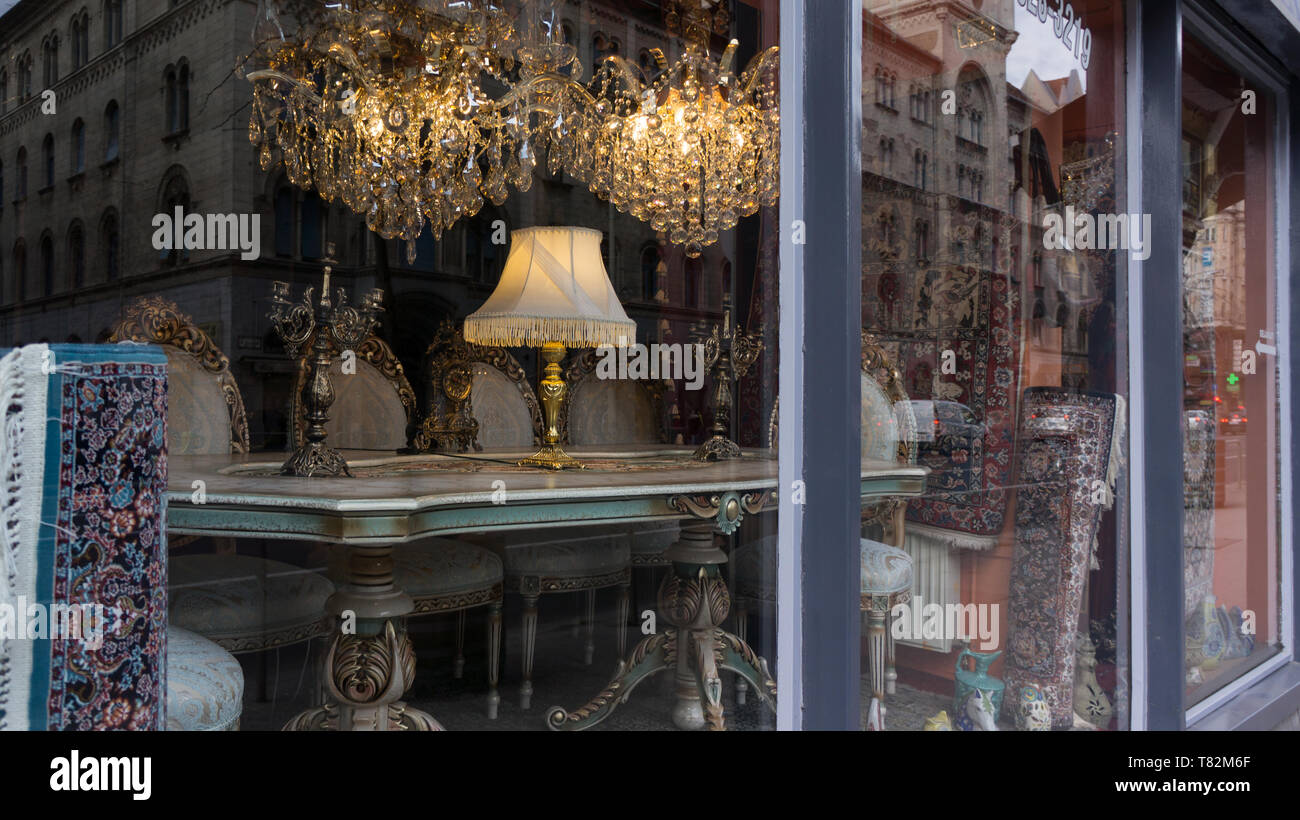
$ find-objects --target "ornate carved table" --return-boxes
[167,447,927,731]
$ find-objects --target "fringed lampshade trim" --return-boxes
[463,313,635,348]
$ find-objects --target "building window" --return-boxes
[103,0,123,49]
[71,11,90,70]
[640,243,661,300]
[0,70,6,114]
[41,134,54,189]
[71,119,85,173]
[42,34,59,87]
[15,148,27,200]
[165,62,190,134]
[104,100,120,162]
[274,184,294,257]
[301,192,324,260]
[68,222,85,288]
[159,170,190,265]
[100,210,119,280]
[12,241,25,303]
[40,233,55,296]
[17,53,33,102]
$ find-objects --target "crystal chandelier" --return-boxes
[243,0,779,262]
[245,0,532,260]
[580,1,780,257]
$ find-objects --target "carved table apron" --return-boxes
[167,447,928,731]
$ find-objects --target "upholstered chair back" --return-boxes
[763,332,916,465]
[470,362,539,449]
[562,348,665,446]
[293,335,416,451]
[110,297,249,456]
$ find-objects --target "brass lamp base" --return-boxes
[281,441,352,477]
[518,443,586,471]
[518,341,585,471]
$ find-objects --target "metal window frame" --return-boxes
[778,0,864,731]
[1131,0,1300,730]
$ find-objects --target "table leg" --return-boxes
[283,544,441,731]
[547,520,776,731]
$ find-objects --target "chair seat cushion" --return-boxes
[166,626,244,731]
[169,555,334,651]
[393,539,503,608]
[492,529,631,579]
[860,538,912,596]
[629,521,680,558]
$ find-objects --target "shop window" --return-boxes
[1180,29,1284,712]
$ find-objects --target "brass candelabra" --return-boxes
[269,244,384,477]
[692,294,763,461]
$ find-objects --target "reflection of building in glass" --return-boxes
[0,0,745,449]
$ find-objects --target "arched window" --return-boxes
[591,32,620,69]
[71,119,85,173]
[15,147,27,200]
[273,183,294,257]
[42,34,59,87]
[100,210,119,280]
[41,133,54,189]
[159,170,190,265]
[17,52,33,102]
[103,0,123,49]
[165,61,190,133]
[640,243,661,300]
[70,12,89,70]
[684,258,701,308]
[104,100,120,161]
[40,233,55,296]
[12,241,26,303]
[300,192,324,259]
[68,222,85,288]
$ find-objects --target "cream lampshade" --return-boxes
[464,226,634,469]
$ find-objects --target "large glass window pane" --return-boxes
[860,0,1130,731]
[1180,31,1282,707]
[0,0,785,732]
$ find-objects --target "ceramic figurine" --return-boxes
[1016,684,1051,731]
[953,645,1005,721]
[1198,596,1226,670]
[924,710,953,731]
[1073,632,1113,725]
[865,697,885,731]
[954,687,999,731]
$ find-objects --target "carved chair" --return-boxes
[110,297,335,659]
[733,331,917,728]
[294,328,507,718]
[424,327,633,710]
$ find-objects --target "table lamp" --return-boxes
[464,226,634,469]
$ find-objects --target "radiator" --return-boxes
[898,528,963,653]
